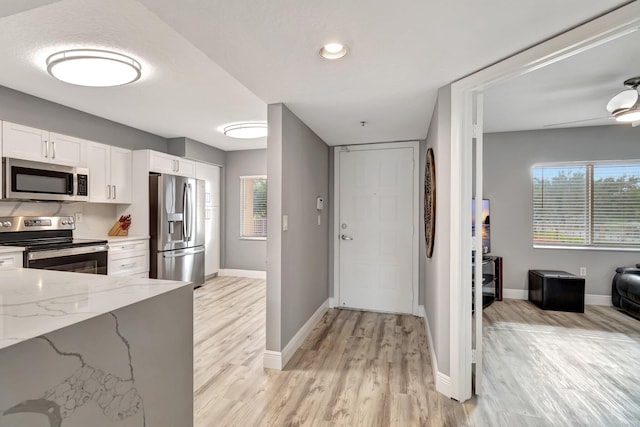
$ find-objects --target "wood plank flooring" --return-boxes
[194,277,640,426]
[193,276,466,426]
[466,299,640,426]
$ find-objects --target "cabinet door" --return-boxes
[2,121,48,162]
[86,141,111,203]
[149,151,178,174]
[195,162,220,206]
[176,158,195,177]
[110,147,132,203]
[49,132,86,167]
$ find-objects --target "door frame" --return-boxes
[332,140,420,316]
[449,2,640,402]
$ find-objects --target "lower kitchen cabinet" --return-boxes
[0,251,23,270]
[108,237,149,277]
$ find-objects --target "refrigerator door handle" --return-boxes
[182,182,188,242]
[162,247,205,258]
[187,183,194,241]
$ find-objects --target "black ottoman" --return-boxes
[528,270,585,313]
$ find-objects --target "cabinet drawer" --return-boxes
[108,239,149,254]
[109,250,148,276]
[0,252,23,270]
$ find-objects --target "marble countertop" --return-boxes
[0,268,189,350]
[0,246,25,254]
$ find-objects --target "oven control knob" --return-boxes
[61,220,68,225]
[2,221,11,228]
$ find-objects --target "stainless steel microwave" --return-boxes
[3,158,89,202]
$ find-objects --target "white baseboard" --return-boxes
[264,298,329,371]
[263,350,282,370]
[585,294,612,306]
[503,288,611,306]
[503,288,528,300]
[422,308,453,398]
[219,269,266,279]
[418,305,426,318]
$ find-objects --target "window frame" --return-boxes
[239,174,267,241]
[532,159,640,252]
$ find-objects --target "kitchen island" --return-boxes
[0,269,193,427]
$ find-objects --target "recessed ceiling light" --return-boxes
[223,122,268,139]
[46,49,142,87]
[319,43,348,60]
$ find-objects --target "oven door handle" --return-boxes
[28,245,110,261]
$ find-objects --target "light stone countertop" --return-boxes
[0,246,25,254]
[106,235,150,242]
[0,268,189,350]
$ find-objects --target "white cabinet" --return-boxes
[195,162,221,277]
[108,238,149,277]
[0,251,22,270]
[87,142,132,203]
[2,122,85,167]
[149,151,195,177]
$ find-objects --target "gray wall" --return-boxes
[423,85,452,376]
[266,103,330,352]
[224,149,267,271]
[484,125,640,297]
[0,85,167,151]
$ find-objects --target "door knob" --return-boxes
[341,235,354,240]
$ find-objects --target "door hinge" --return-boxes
[472,349,477,363]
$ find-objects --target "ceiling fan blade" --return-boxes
[544,116,612,128]
[633,121,640,127]
[607,89,638,113]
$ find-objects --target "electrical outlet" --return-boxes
[579,267,586,277]
[75,212,83,223]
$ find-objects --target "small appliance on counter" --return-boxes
[0,216,108,274]
[149,173,205,288]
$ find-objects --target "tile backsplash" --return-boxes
[0,201,117,238]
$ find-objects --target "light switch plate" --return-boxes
[283,215,288,231]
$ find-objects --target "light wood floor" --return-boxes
[468,299,640,426]
[194,277,640,426]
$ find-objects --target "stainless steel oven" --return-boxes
[27,245,108,274]
[0,216,108,275]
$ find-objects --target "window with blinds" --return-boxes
[532,162,640,248]
[240,176,267,239]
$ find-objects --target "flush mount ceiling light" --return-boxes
[319,42,348,60]
[46,49,142,87]
[223,122,268,139]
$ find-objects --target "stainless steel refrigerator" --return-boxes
[149,173,205,287]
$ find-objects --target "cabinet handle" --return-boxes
[51,140,56,159]
[113,185,117,199]
[120,262,136,268]
[120,244,137,250]
[44,140,48,158]
[107,185,112,199]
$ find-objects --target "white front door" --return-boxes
[337,143,417,314]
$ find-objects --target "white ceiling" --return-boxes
[484,28,640,133]
[0,0,630,150]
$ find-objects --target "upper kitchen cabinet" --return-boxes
[87,141,132,203]
[195,162,220,206]
[149,150,195,177]
[2,122,85,167]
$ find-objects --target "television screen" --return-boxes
[472,199,490,254]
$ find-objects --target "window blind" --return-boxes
[533,165,587,246]
[532,161,640,248]
[240,176,267,238]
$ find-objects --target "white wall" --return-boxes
[423,85,452,376]
[484,125,640,297]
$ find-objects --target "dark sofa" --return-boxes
[612,265,640,319]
